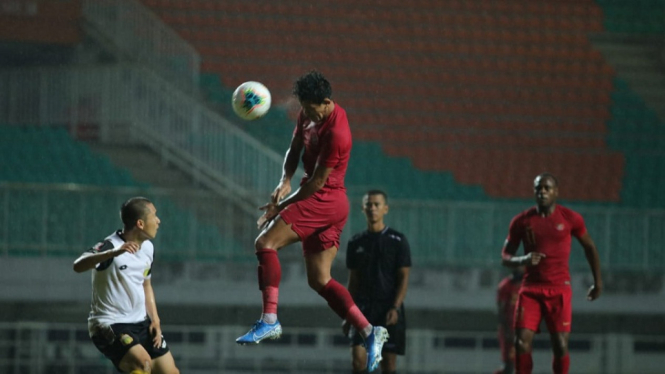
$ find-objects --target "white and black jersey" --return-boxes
[84,230,154,336]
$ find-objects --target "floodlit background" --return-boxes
[0,0,664,373]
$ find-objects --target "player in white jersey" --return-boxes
[73,197,179,374]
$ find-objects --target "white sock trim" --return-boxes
[261,313,277,324]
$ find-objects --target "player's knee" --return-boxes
[515,338,531,353]
[254,234,268,251]
[122,353,152,373]
[307,276,327,291]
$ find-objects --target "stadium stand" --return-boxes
[599,0,665,34]
[145,0,638,204]
[0,125,244,260]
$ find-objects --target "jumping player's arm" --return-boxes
[577,232,603,301]
[271,130,304,203]
[143,278,163,348]
[276,127,342,210]
[277,163,334,209]
[72,241,139,273]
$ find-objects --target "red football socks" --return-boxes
[515,353,533,374]
[318,279,371,331]
[256,249,281,314]
[553,355,570,374]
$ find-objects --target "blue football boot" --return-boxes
[365,326,389,372]
[236,320,282,345]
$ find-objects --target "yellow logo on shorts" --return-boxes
[120,334,133,346]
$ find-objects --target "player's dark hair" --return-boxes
[292,70,332,104]
[120,197,152,230]
[365,189,388,204]
[536,172,558,187]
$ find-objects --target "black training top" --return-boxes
[346,227,412,304]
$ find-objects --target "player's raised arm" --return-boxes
[272,131,304,203]
[278,163,333,207]
[72,242,139,273]
[259,162,333,229]
[577,232,603,301]
[272,127,338,211]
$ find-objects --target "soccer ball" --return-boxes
[231,81,271,120]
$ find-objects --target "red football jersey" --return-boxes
[293,103,351,190]
[505,205,587,287]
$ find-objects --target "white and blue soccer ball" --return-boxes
[231,81,272,120]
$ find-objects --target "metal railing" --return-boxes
[344,198,665,270]
[1,66,664,269]
[82,0,200,89]
[0,66,288,203]
[0,322,661,374]
[1,182,664,270]
[0,183,258,262]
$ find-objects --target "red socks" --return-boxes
[256,249,281,314]
[515,353,533,374]
[514,353,568,374]
[553,355,570,374]
[317,279,370,331]
[255,252,370,332]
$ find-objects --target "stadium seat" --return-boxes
[138,0,665,209]
[0,125,247,260]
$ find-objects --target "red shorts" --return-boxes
[279,188,349,255]
[514,286,572,333]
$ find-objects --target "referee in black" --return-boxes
[343,190,412,374]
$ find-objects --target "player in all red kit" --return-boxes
[494,267,524,374]
[501,173,603,374]
[235,71,389,372]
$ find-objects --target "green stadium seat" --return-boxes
[0,125,243,261]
